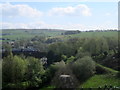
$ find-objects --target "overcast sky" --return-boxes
[0,2,118,30]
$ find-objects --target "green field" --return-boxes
[1,29,65,41]
[1,29,118,42]
[80,74,120,88]
[61,31,118,40]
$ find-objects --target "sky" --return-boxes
[0,1,118,31]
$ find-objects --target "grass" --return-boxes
[52,31,118,42]
[2,29,65,41]
[80,74,120,88]
[96,64,118,74]
[69,31,118,38]
[2,30,118,41]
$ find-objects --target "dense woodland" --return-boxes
[1,30,120,89]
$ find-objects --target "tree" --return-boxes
[49,41,76,58]
[3,54,14,83]
[100,37,109,54]
[3,44,12,56]
[25,57,45,87]
[33,42,48,52]
[3,55,45,88]
[12,56,27,83]
[3,55,27,83]
[80,37,110,57]
[76,47,91,59]
[82,38,100,56]
[107,37,118,54]
[71,56,95,81]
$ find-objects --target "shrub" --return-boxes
[66,56,75,64]
[71,56,95,82]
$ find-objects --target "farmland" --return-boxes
[1,29,65,41]
[1,29,118,41]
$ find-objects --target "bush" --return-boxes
[66,56,75,64]
[71,56,95,82]
[49,60,66,78]
[51,61,78,88]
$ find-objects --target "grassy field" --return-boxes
[63,31,118,39]
[1,29,65,41]
[80,74,120,88]
[70,31,118,37]
[1,29,118,41]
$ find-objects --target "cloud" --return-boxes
[0,22,29,29]
[1,21,117,31]
[48,4,92,16]
[0,22,86,30]
[0,3,43,18]
[0,22,45,29]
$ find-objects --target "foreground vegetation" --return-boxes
[1,29,119,89]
